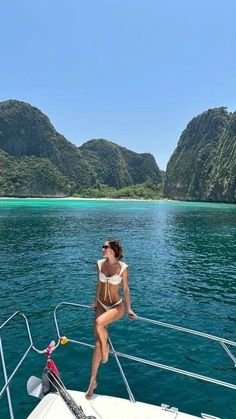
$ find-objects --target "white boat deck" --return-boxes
[27,389,200,419]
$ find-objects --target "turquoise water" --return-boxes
[0,198,236,419]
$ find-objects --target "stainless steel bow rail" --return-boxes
[1,302,236,419]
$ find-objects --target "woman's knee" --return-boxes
[95,317,105,329]
[95,339,101,348]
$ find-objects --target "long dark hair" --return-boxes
[106,239,124,260]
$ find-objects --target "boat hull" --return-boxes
[27,389,201,418]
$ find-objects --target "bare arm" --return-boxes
[92,263,101,309]
[122,267,137,319]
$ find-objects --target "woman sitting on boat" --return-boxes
[85,239,137,399]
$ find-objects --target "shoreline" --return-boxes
[0,196,174,202]
[0,197,235,205]
[63,197,174,202]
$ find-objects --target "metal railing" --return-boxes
[0,302,236,419]
[0,311,34,418]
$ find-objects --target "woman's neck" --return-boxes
[106,256,118,265]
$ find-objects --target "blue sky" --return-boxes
[1,0,236,170]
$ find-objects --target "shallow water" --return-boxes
[0,198,236,418]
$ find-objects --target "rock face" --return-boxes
[79,139,162,189]
[0,99,162,197]
[0,148,72,197]
[164,107,236,203]
[0,99,96,196]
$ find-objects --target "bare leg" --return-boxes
[85,304,105,399]
[95,323,109,363]
[95,302,125,363]
[85,339,101,399]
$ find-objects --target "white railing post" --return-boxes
[0,335,14,419]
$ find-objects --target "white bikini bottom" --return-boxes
[98,298,123,311]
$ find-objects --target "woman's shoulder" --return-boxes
[120,260,128,267]
[97,258,106,269]
[120,260,128,274]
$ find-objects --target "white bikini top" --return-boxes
[97,259,128,303]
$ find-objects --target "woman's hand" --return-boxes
[127,308,137,320]
[91,301,97,311]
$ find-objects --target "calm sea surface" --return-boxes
[0,198,236,419]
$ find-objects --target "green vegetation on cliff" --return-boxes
[1,100,234,202]
[74,180,164,199]
[0,149,72,197]
[0,100,163,197]
[0,99,96,194]
[164,107,236,203]
[79,138,162,188]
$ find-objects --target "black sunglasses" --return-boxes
[102,245,110,249]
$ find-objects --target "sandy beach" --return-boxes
[0,196,175,202]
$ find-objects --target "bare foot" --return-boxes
[102,344,110,364]
[85,378,97,399]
